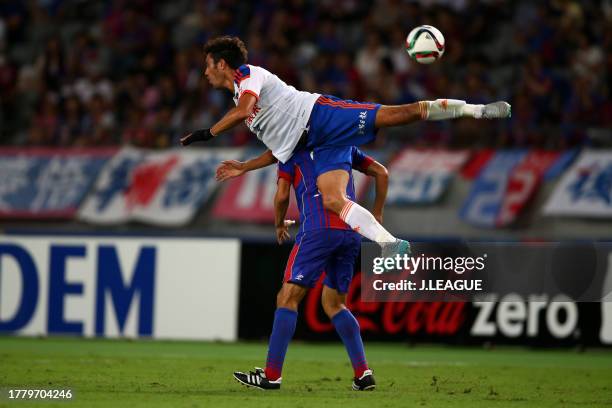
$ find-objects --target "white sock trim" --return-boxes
[340,200,396,245]
[340,201,356,221]
[423,99,466,121]
[461,103,484,119]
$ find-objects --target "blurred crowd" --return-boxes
[0,0,610,150]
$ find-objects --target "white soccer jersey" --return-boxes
[232,64,320,163]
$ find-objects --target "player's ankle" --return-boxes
[354,367,369,378]
[461,103,485,119]
[423,99,466,120]
[264,367,281,381]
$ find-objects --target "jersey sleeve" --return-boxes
[235,65,262,101]
[351,147,375,173]
[277,160,295,184]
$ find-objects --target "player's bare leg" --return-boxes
[322,286,375,391]
[374,99,511,128]
[321,285,348,318]
[374,103,422,127]
[316,169,351,215]
[276,282,308,311]
[317,170,409,256]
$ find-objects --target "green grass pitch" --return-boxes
[1,337,611,407]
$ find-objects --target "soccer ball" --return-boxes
[405,25,445,64]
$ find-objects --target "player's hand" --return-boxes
[276,220,295,244]
[215,160,246,181]
[180,128,214,146]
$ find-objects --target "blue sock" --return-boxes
[264,307,298,380]
[332,309,369,377]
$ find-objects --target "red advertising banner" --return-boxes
[497,150,560,226]
[213,164,372,223]
[239,242,612,346]
[461,148,494,180]
[213,166,300,223]
[304,274,466,337]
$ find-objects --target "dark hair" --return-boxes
[203,36,248,69]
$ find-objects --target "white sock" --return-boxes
[419,99,484,120]
[460,103,485,119]
[340,201,396,246]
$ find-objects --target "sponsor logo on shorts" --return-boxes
[358,111,367,135]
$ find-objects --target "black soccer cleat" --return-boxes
[352,369,376,391]
[233,367,282,390]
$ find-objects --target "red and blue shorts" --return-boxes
[283,229,361,294]
[307,95,380,177]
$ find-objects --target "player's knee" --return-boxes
[277,294,298,310]
[323,304,343,319]
[321,192,346,214]
[276,290,294,309]
[321,297,345,319]
[276,285,301,310]
[276,290,285,307]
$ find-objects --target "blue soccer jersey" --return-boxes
[278,146,375,293]
[277,146,374,241]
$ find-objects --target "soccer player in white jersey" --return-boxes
[181,36,511,255]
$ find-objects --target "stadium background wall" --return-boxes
[1,234,611,347]
[0,235,241,340]
[239,242,612,347]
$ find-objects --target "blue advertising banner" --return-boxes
[544,150,612,217]
[0,148,116,218]
[460,150,527,227]
[462,150,573,227]
[387,149,469,205]
[78,147,242,226]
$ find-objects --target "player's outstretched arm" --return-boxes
[365,161,389,224]
[215,149,277,181]
[211,93,258,135]
[274,178,292,244]
[181,93,258,145]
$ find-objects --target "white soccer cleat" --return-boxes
[482,101,511,119]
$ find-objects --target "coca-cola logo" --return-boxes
[304,273,466,336]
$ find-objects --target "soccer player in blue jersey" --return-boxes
[181,36,511,258]
[232,146,388,391]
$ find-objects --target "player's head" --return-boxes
[202,36,248,88]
